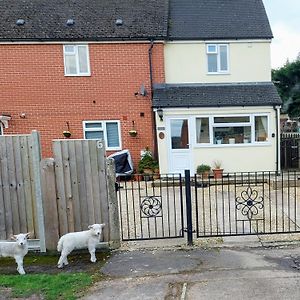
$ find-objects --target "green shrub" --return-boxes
[196,164,211,174]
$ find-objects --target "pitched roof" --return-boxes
[168,0,273,40]
[0,0,168,41]
[153,83,282,108]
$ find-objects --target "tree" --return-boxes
[272,57,300,117]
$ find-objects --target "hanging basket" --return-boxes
[129,130,138,137]
[63,130,72,138]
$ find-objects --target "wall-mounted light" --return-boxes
[157,108,163,121]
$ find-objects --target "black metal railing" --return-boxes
[117,173,184,241]
[195,171,300,237]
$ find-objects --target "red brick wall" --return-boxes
[0,42,165,168]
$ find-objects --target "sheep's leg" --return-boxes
[57,249,71,268]
[15,256,25,275]
[88,245,97,263]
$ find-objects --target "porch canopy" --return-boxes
[152,82,282,108]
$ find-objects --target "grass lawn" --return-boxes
[0,251,110,299]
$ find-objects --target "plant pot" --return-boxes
[198,171,210,179]
[213,168,223,179]
[228,138,235,144]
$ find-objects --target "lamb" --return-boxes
[0,233,30,275]
[57,223,105,268]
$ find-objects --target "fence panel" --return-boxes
[281,133,300,170]
[51,139,110,242]
[0,131,45,251]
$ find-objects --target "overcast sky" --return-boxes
[263,0,300,69]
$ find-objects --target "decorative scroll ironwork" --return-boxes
[235,186,264,220]
[140,196,162,218]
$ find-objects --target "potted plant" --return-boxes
[138,150,158,180]
[212,160,223,179]
[196,164,211,178]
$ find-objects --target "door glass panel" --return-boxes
[171,119,189,149]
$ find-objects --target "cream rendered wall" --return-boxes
[164,41,271,84]
[156,106,278,173]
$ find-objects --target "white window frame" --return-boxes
[0,123,3,135]
[63,45,91,76]
[83,120,122,151]
[206,44,229,74]
[194,114,270,147]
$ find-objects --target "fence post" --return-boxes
[185,169,193,246]
[40,158,59,251]
[106,158,120,249]
[31,130,46,252]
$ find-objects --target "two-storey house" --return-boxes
[153,0,282,173]
[0,0,168,166]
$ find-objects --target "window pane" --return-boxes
[196,118,210,143]
[213,126,251,144]
[65,45,75,53]
[85,131,104,140]
[214,116,250,123]
[208,54,218,72]
[65,55,77,74]
[106,122,120,148]
[255,116,268,142]
[78,46,88,73]
[207,45,217,53]
[219,46,228,71]
[85,122,102,129]
[171,119,189,149]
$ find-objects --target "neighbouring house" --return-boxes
[0,0,168,166]
[153,0,282,174]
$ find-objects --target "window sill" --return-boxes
[194,142,271,148]
[206,72,230,75]
[64,73,91,77]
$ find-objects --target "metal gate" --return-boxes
[117,174,184,241]
[195,171,300,238]
[118,170,300,244]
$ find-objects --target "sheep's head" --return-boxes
[11,233,30,247]
[88,224,105,237]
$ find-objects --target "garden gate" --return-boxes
[118,170,300,244]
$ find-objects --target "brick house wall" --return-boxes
[0,42,164,168]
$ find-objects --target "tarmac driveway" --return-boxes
[82,243,300,300]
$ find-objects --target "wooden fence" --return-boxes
[41,139,119,250]
[0,131,45,251]
[0,132,120,251]
[281,133,300,170]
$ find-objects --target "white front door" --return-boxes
[168,118,192,174]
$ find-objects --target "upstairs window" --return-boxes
[83,120,121,151]
[63,45,90,76]
[207,44,229,73]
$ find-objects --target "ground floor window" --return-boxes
[196,114,269,146]
[83,120,121,150]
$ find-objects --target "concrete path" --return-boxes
[82,243,300,300]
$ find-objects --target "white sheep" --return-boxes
[0,233,30,275]
[57,223,105,268]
